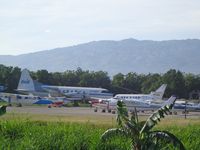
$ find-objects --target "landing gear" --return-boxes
[111,110,116,114]
[102,109,106,113]
[108,109,111,113]
[16,103,22,107]
[94,107,98,112]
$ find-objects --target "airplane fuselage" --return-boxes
[114,94,155,102]
[42,85,113,99]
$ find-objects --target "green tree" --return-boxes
[79,70,94,87]
[112,73,125,87]
[112,73,126,93]
[0,65,12,86]
[0,66,21,92]
[141,73,162,94]
[50,72,63,86]
[162,69,186,98]
[101,99,185,150]
[36,69,50,84]
[124,73,142,93]
[6,67,21,92]
[93,71,111,89]
[184,73,200,98]
[63,70,79,86]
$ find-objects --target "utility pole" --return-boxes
[184,100,187,119]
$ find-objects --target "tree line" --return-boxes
[0,64,200,99]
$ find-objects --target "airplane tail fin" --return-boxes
[150,84,167,99]
[17,69,35,92]
[162,95,176,107]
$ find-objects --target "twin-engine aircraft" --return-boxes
[92,84,167,105]
[107,95,177,112]
[113,84,167,102]
[92,84,168,111]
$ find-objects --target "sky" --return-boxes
[0,0,200,55]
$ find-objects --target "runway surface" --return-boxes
[6,106,200,118]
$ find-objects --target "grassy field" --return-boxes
[0,119,199,150]
[0,111,200,150]
[1,111,118,126]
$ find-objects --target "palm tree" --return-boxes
[101,97,185,150]
[0,105,6,116]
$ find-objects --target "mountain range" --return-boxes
[0,38,200,75]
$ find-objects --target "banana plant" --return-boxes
[101,96,185,150]
[0,105,6,116]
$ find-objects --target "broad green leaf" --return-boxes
[140,96,176,133]
[149,130,186,150]
[101,128,129,142]
[0,105,6,116]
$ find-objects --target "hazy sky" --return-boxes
[0,0,200,55]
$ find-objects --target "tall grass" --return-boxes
[0,120,199,150]
[156,125,200,150]
[0,120,131,150]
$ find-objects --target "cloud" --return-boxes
[0,0,200,55]
[44,29,51,33]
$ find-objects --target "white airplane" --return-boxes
[92,84,167,106]
[92,84,167,111]
[17,69,113,100]
[174,100,200,111]
[93,95,177,112]
[110,95,176,111]
[113,84,167,102]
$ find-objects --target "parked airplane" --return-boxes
[174,100,200,111]
[94,95,176,113]
[92,84,168,112]
[91,84,167,107]
[17,69,113,100]
[113,84,167,102]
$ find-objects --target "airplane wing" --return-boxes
[42,86,60,93]
[42,86,72,96]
